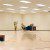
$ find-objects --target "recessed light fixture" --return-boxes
[36,4,45,7]
[43,10,48,12]
[31,11,36,13]
[34,8,39,10]
[20,0,31,3]
[48,7,50,8]
[0,10,4,11]
[8,11,16,13]
[31,10,36,13]
[44,48,48,50]
[3,4,14,6]
[7,8,15,10]
[20,10,26,11]
[20,7,28,8]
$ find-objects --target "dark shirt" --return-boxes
[26,26,32,30]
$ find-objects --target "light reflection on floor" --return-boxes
[0,30,50,50]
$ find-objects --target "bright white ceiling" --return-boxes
[0,0,50,14]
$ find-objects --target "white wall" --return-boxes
[0,12,22,30]
[0,12,50,30]
[23,12,50,30]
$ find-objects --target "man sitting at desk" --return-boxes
[21,24,33,31]
[26,24,33,31]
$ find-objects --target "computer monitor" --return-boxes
[0,35,5,41]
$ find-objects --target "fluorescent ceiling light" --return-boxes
[20,7,28,8]
[32,12,36,13]
[34,8,39,10]
[32,11,36,13]
[48,7,50,8]
[44,48,48,50]
[7,8,15,10]
[43,10,48,12]
[20,1,31,3]
[36,4,45,7]
[8,11,16,13]
[0,10,4,11]
[20,10,26,11]
[3,4,14,6]
[31,10,36,13]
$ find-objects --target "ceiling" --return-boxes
[0,0,50,14]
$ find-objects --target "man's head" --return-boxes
[14,21,18,24]
[30,24,33,26]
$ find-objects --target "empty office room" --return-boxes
[0,0,50,50]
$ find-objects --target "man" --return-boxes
[21,23,26,30]
[14,21,17,31]
[26,24,33,31]
[21,23,33,31]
